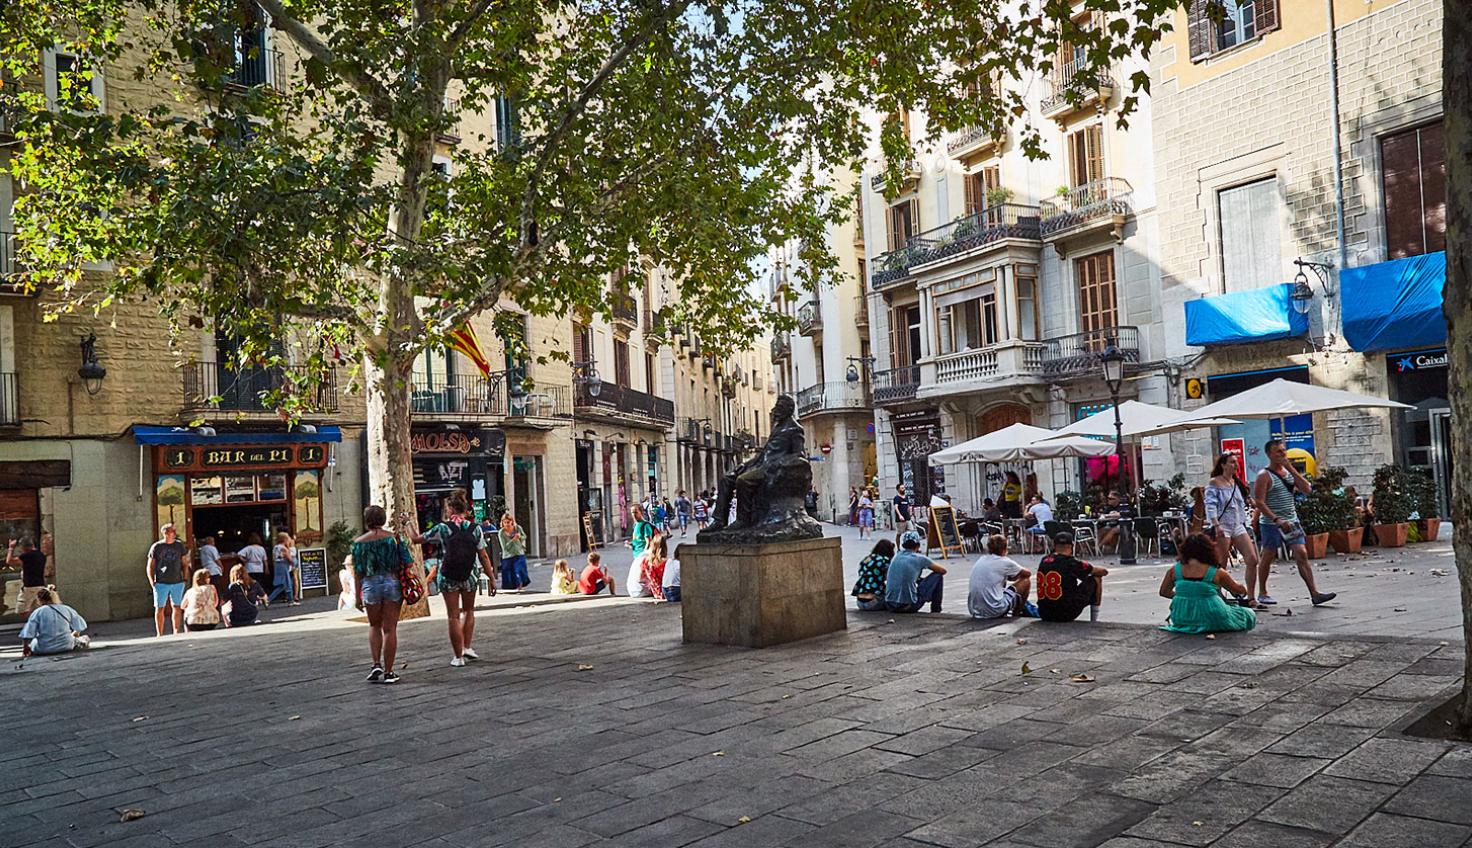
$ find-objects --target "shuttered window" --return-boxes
[1218,177,1281,293]
[963,167,1001,217]
[1074,251,1117,334]
[1382,121,1446,259]
[887,199,918,251]
[1067,125,1103,188]
[1188,1,1280,62]
[613,339,630,387]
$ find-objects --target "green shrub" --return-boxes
[1371,464,1415,524]
[1297,467,1356,535]
[1054,490,1084,521]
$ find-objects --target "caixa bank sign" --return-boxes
[1394,348,1448,373]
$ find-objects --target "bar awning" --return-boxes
[1342,251,1446,352]
[133,425,343,445]
[1184,283,1309,347]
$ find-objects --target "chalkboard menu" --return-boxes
[297,547,328,594]
[925,505,965,560]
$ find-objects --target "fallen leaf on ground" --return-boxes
[737,816,751,824]
[1068,674,1095,684]
[576,664,594,671]
[289,715,300,721]
[1431,569,1449,577]
[1205,634,1216,640]
[712,751,725,757]
[131,716,148,722]
[1020,662,1033,675]
[119,809,145,822]
[1015,638,1027,645]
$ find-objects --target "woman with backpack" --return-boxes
[412,491,496,668]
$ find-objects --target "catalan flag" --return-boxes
[449,323,493,377]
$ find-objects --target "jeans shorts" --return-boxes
[153,582,185,608]
[360,572,403,605]
[1260,519,1307,550]
[437,573,480,595]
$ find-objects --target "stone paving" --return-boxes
[3,584,1471,848]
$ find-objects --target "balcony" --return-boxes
[855,302,869,331]
[1043,326,1141,378]
[771,331,790,362]
[735,430,757,454]
[1040,177,1133,245]
[0,371,17,426]
[678,417,710,445]
[797,300,822,337]
[229,47,286,92]
[869,205,1042,291]
[411,372,509,417]
[574,380,675,426]
[183,363,340,416]
[505,379,571,422]
[795,381,871,418]
[610,292,638,329]
[946,124,1003,160]
[872,365,921,406]
[1040,62,1115,120]
[869,159,922,195]
[925,341,1046,394]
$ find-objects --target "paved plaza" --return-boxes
[4,532,1472,848]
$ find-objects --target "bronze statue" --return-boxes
[698,394,824,543]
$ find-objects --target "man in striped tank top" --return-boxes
[1251,439,1336,607]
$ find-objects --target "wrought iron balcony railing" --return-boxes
[1040,177,1133,238]
[184,362,339,414]
[230,47,286,92]
[795,381,871,417]
[872,365,921,406]
[610,292,638,327]
[574,380,675,425]
[870,204,1041,290]
[1040,60,1115,116]
[797,300,822,336]
[771,331,791,362]
[1043,326,1141,377]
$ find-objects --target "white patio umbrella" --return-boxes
[1051,400,1240,439]
[928,423,1116,466]
[1144,378,1410,434]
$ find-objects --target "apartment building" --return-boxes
[1152,0,1446,503]
[862,18,1163,515]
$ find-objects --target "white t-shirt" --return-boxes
[968,554,1023,619]
[238,544,268,574]
[662,558,681,589]
[200,544,222,576]
[1027,502,1054,526]
[627,558,650,598]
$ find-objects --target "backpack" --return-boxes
[440,522,480,582]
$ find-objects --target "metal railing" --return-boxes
[610,292,638,327]
[230,47,286,92]
[1043,326,1141,377]
[872,365,921,405]
[869,159,922,193]
[411,371,507,416]
[678,417,709,444]
[1041,60,1115,114]
[506,380,571,419]
[574,380,675,424]
[0,371,17,426]
[1040,177,1133,237]
[870,204,1041,290]
[795,381,871,417]
[797,300,822,336]
[184,362,339,414]
[946,123,1002,155]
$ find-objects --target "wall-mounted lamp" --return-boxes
[1290,258,1333,316]
[77,333,107,396]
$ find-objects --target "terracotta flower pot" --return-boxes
[1419,518,1442,542]
[1328,526,1363,555]
[1304,532,1330,560]
[1372,522,1408,548]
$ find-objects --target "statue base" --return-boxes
[680,536,846,648]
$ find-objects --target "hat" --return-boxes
[900,530,922,549]
[1052,530,1075,546]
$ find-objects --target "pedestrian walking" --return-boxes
[892,484,912,541]
[352,505,412,683]
[6,535,48,617]
[147,523,190,637]
[1252,440,1336,607]
[675,490,692,536]
[1205,453,1262,608]
[412,491,495,667]
[848,486,860,526]
[693,496,709,529]
[269,531,299,605]
[662,497,676,535]
[805,485,819,519]
[497,513,531,592]
[857,488,875,539]
[182,568,221,632]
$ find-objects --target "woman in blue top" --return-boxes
[352,504,413,684]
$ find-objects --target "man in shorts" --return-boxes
[892,484,912,542]
[1252,439,1336,606]
[967,534,1035,619]
[1036,531,1108,623]
[147,523,190,636]
[883,531,947,613]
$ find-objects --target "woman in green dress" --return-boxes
[1159,534,1256,634]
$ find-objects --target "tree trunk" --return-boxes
[1445,0,1472,735]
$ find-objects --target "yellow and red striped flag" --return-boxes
[449,324,493,377]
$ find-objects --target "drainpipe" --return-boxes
[1326,0,1347,337]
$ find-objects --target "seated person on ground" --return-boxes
[550,559,578,595]
[18,587,89,656]
[1159,533,1257,634]
[1036,531,1108,623]
[883,531,947,614]
[223,564,267,627]
[967,534,1035,620]
[851,539,894,612]
[1097,491,1136,553]
[662,546,682,603]
[627,536,668,600]
[578,552,616,595]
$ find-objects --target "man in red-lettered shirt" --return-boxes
[1036,531,1108,623]
[578,552,617,595]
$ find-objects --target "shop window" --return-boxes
[1218,177,1281,293]
[1382,121,1446,259]
[1067,124,1103,188]
[1074,251,1117,334]
[1188,1,1280,61]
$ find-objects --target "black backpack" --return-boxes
[440,522,480,582]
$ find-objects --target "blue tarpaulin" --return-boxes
[133,425,343,445]
[1184,283,1308,346]
[1341,251,1446,352]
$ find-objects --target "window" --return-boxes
[44,50,104,112]
[494,95,520,151]
[613,338,630,387]
[1188,1,1280,61]
[963,166,1001,217]
[1218,177,1281,292]
[644,352,657,395]
[1015,266,1039,341]
[1067,125,1103,188]
[887,199,918,251]
[1381,122,1446,259]
[889,304,922,367]
[1074,251,1117,334]
[0,305,13,425]
[572,322,592,365]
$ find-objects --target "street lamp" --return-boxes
[845,355,875,384]
[77,333,107,396]
[1098,341,1134,565]
[1289,258,1332,316]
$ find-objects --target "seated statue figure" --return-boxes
[699,394,824,543]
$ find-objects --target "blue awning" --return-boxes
[1341,251,1446,352]
[1184,283,1309,347]
[133,425,343,445]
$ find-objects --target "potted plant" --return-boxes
[1295,483,1334,561]
[1305,467,1360,556]
[1406,468,1441,542]
[985,186,1014,208]
[1370,465,1412,548]
[1054,490,1084,522]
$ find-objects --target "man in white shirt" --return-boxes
[967,534,1034,620]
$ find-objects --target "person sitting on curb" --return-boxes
[883,531,946,614]
[967,534,1036,620]
[1036,531,1109,623]
[578,552,616,595]
[852,539,894,612]
[1159,533,1257,635]
[662,545,683,603]
[18,587,90,657]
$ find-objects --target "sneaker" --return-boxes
[75,635,91,650]
[381,671,400,684]
[1257,595,1277,606]
[366,665,384,683]
[450,656,466,668]
[461,648,479,661]
[1311,592,1337,606]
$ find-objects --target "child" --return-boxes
[577,552,615,595]
[551,559,578,595]
[662,545,682,603]
[337,555,356,610]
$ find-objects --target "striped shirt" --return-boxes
[1258,467,1299,526]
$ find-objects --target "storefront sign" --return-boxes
[1393,348,1448,373]
[156,443,328,474]
[203,446,294,468]
[297,547,328,593]
[411,427,505,458]
[1220,438,1246,484]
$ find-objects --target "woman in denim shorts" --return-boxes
[411,490,495,668]
[352,505,412,684]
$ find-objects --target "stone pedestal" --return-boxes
[681,536,846,648]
